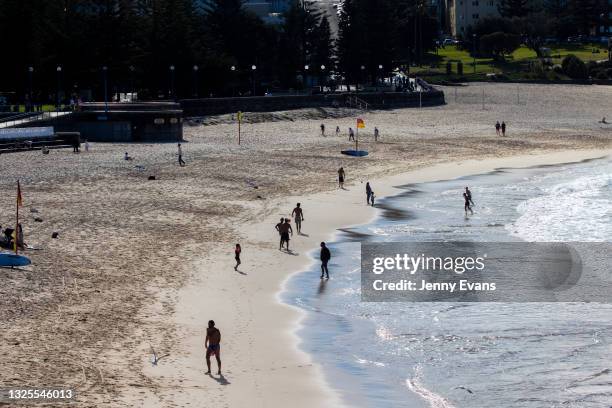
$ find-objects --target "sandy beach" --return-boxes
[0,83,611,407]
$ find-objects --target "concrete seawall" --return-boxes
[180,91,446,116]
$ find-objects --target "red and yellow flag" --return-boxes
[17,180,23,207]
[356,118,365,129]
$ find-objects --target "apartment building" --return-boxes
[446,0,500,37]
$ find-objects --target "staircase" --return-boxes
[345,95,369,110]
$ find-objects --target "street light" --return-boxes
[230,65,237,96]
[472,34,477,74]
[102,66,108,113]
[169,65,175,99]
[192,65,199,97]
[251,65,257,96]
[320,65,326,93]
[378,64,384,91]
[56,66,62,112]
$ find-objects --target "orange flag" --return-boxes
[357,118,365,129]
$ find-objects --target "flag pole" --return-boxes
[355,119,359,151]
[15,180,20,255]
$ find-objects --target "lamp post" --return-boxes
[378,64,383,91]
[28,66,34,112]
[192,65,199,97]
[304,64,309,90]
[251,65,257,96]
[129,65,135,101]
[169,65,175,99]
[102,66,108,113]
[360,65,365,92]
[472,34,477,74]
[230,65,236,96]
[320,64,326,93]
[56,65,62,112]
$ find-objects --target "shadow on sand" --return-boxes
[208,373,231,385]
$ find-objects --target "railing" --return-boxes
[345,95,369,110]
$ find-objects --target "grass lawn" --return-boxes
[414,43,610,79]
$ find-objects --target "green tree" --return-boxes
[497,0,530,18]
[479,32,521,60]
[562,54,588,79]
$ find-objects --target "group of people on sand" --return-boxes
[209,178,477,378]
[495,121,507,136]
[273,203,305,252]
[321,123,380,142]
[123,143,186,166]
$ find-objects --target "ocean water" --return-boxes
[284,157,612,408]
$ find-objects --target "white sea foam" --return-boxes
[406,365,456,408]
[509,171,611,242]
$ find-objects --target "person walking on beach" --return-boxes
[279,218,293,251]
[366,182,372,204]
[501,121,506,137]
[370,190,375,206]
[495,121,501,136]
[275,217,285,249]
[463,190,474,216]
[374,127,379,142]
[292,203,304,234]
[320,242,331,279]
[348,127,355,141]
[336,126,340,136]
[205,320,222,375]
[178,143,185,166]
[338,167,345,189]
[72,137,80,153]
[234,243,241,271]
[320,123,325,136]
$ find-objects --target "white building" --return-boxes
[446,0,501,37]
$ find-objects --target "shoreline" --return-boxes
[134,148,610,407]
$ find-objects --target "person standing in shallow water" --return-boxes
[205,320,221,375]
[320,123,325,136]
[320,242,331,279]
[495,121,501,136]
[338,167,345,189]
[501,121,506,136]
[465,187,474,207]
[463,190,474,216]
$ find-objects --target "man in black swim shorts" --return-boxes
[205,320,222,375]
